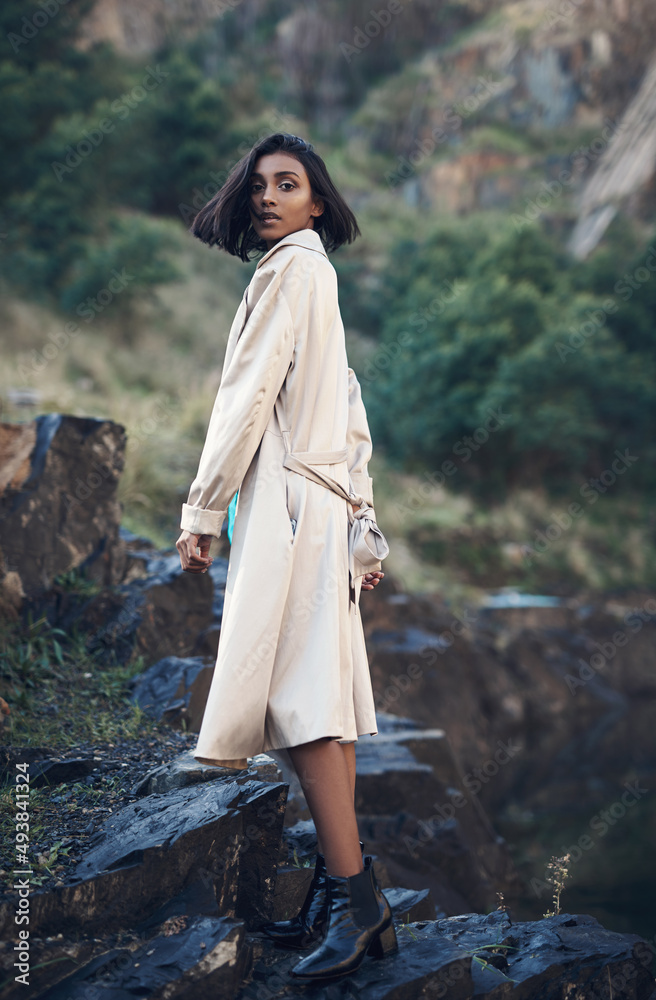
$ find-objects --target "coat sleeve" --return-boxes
[181,267,294,537]
[346,367,375,507]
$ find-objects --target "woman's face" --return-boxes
[248,152,324,250]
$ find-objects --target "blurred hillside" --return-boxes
[2,0,656,596]
[74,0,656,234]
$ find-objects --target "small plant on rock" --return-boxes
[543,853,571,917]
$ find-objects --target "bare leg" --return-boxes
[340,741,357,803]
[287,737,363,878]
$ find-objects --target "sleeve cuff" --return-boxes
[350,473,374,507]
[180,503,227,538]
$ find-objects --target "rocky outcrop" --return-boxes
[129,654,217,729]
[358,580,656,818]
[59,547,220,665]
[0,415,127,618]
[0,751,652,1000]
[568,51,656,257]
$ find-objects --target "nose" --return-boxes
[261,184,277,205]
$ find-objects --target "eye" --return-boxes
[279,181,295,190]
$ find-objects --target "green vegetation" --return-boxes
[0,608,154,747]
[365,217,656,496]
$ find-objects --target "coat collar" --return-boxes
[255,227,327,269]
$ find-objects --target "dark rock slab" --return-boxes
[280,817,321,862]
[0,746,55,784]
[239,909,654,1000]
[419,910,655,999]
[268,865,315,923]
[39,916,247,1000]
[241,924,474,1000]
[75,558,215,665]
[2,876,226,1000]
[0,415,127,617]
[131,749,281,796]
[27,757,97,788]
[384,885,439,923]
[128,655,216,731]
[0,773,288,940]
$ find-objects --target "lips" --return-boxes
[260,214,280,221]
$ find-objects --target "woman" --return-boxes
[176,132,396,981]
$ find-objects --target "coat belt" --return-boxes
[281,445,389,600]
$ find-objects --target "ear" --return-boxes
[311,196,325,218]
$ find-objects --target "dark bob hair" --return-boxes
[189,133,360,260]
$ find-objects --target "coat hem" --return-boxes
[191,729,379,761]
[261,728,379,754]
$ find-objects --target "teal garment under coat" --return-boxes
[227,491,238,544]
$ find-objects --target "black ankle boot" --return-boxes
[259,841,366,949]
[289,855,398,980]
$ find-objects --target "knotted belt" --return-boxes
[280,433,389,605]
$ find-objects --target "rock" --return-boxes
[131,749,282,796]
[244,926,474,1000]
[0,746,56,784]
[268,865,315,923]
[360,586,656,816]
[568,52,656,257]
[91,557,215,664]
[40,914,248,1000]
[27,757,97,788]
[128,656,216,730]
[240,910,654,1000]
[420,910,655,999]
[0,770,287,941]
[0,414,127,617]
[279,817,323,862]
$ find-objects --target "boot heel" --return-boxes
[367,918,398,959]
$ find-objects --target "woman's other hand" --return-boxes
[177,530,214,573]
[350,504,384,591]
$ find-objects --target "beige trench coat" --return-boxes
[180,227,381,764]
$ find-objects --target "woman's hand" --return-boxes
[176,530,213,573]
[351,504,384,591]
